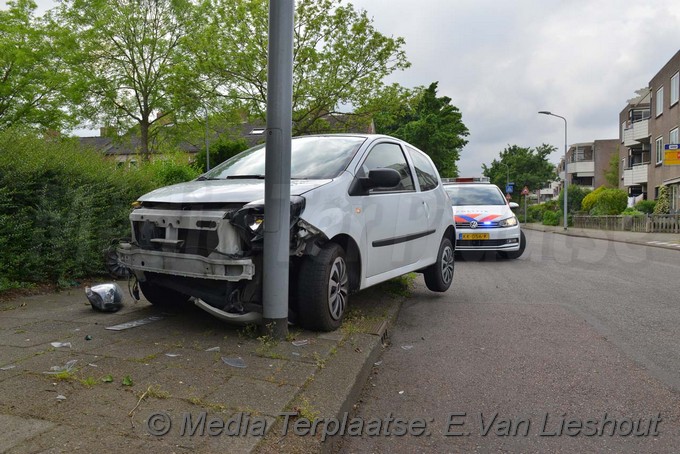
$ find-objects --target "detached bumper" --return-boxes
[117,242,255,281]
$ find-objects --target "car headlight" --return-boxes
[499,216,518,227]
[230,196,306,237]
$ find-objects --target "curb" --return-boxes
[253,292,403,453]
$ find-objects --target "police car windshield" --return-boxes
[445,185,507,206]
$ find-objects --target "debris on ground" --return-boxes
[85,283,124,312]
[44,359,77,375]
[222,357,247,368]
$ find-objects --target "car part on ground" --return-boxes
[85,283,124,312]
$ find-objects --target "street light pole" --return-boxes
[539,111,568,230]
[499,162,510,192]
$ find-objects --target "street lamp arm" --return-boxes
[538,110,568,230]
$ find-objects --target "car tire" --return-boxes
[499,230,526,259]
[297,243,348,332]
[139,280,191,307]
[424,237,455,292]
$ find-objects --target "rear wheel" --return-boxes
[424,237,455,292]
[499,230,526,259]
[297,243,348,332]
[139,280,191,308]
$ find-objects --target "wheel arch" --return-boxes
[328,233,361,293]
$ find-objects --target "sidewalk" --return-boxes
[0,283,399,453]
[523,223,680,251]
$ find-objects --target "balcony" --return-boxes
[567,160,594,176]
[623,119,650,146]
[623,163,649,186]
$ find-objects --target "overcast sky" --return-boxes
[349,0,679,176]
[14,0,680,176]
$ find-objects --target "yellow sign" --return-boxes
[664,150,680,166]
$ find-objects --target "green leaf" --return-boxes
[101,374,113,383]
[122,375,133,386]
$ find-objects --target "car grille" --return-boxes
[457,239,509,247]
[455,221,500,229]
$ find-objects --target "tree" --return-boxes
[0,0,73,131]
[54,0,201,159]
[653,185,670,214]
[369,82,469,177]
[604,153,620,187]
[192,0,409,135]
[482,144,557,202]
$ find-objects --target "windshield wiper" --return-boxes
[225,175,266,179]
[196,175,223,181]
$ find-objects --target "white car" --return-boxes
[443,178,525,259]
[118,134,456,331]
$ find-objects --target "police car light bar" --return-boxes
[442,176,490,183]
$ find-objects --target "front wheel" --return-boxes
[297,243,349,332]
[139,280,191,308]
[424,237,455,292]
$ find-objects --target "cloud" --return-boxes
[351,0,679,176]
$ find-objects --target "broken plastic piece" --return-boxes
[86,283,124,312]
[205,346,220,352]
[44,359,78,375]
[164,353,181,357]
[400,345,413,350]
[56,395,67,401]
[105,315,164,331]
[50,342,72,348]
[0,365,16,371]
[292,339,309,347]
[221,357,246,368]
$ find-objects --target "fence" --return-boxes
[572,214,680,233]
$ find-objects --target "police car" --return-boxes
[443,177,525,259]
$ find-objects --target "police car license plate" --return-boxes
[461,233,489,240]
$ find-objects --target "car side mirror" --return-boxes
[348,167,401,196]
[509,202,519,209]
[365,168,400,189]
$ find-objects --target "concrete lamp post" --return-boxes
[538,111,568,230]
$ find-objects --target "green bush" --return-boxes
[558,184,590,215]
[526,203,546,222]
[621,207,644,216]
[0,130,197,291]
[542,210,560,226]
[590,188,628,215]
[634,199,656,214]
[581,186,605,213]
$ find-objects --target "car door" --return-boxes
[353,141,428,278]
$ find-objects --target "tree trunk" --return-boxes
[140,120,150,161]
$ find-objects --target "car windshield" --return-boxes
[201,136,366,180]
[445,185,507,206]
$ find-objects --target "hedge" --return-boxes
[0,130,199,291]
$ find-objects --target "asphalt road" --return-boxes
[338,229,680,453]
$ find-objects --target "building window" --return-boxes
[655,136,663,164]
[656,87,664,117]
[671,127,679,146]
[671,72,679,107]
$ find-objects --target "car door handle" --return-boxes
[422,200,430,218]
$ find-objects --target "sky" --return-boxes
[12,0,680,176]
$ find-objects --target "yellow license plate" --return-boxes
[462,233,489,240]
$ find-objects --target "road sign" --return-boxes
[506,182,514,194]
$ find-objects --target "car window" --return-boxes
[407,146,438,191]
[202,136,366,180]
[445,185,507,206]
[356,142,415,192]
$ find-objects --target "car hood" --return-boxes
[452,205,513,223]
[138,178,332,204]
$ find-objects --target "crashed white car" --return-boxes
[118,134,456,331]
